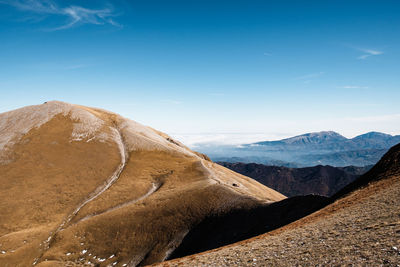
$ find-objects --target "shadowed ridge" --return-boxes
[168,194,328,260]
[162,143,400,265]
[218,162,370,197]
[156,144,400,266]
[332,142,400,201]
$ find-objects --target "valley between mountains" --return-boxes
[0,101,399,267]
[156,143,400,266]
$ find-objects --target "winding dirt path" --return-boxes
[34,127,127,265]
[72,182,162,225]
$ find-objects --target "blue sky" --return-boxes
[0,0,399,145]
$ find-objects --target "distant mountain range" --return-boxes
[218,162,371,197]
[254,131,400,150]
[196,131,400,167]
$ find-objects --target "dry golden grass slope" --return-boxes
[0,101,285,267]
[157,144,400,266]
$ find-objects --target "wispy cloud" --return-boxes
[295,72,325,83]
[0,0,121,30]
[357,48,383,60]
[263,52,272,56]
[338,85,369,89]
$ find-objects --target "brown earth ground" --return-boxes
[0,101,285,267]
[0,115,121,267]
[154,171,400,266]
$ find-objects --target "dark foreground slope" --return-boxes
[333,142,400,200]
[218,162,370,197]
[158,143,400,266]
[168,195,328,260]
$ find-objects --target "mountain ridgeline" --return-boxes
[218,162,371,197]
[163,140,400,267]
[1,102,399,267]
[168,142,400,263]
[200,131,400,167]
[255,131,400,150]
[0,101,285,267]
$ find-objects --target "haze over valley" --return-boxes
[196,131,400,167]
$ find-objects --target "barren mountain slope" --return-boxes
[0,101,285,267]
[157,144,400,266]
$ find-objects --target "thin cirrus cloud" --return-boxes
[296,72,325,80]
[339,85,369,89]
[357,48,384,60]
[0,0,121,30]
[296,71,325,83]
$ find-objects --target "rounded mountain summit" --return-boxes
[0,101,285,266]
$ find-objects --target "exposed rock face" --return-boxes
[218,162,370,197]
[0,101,285,267]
